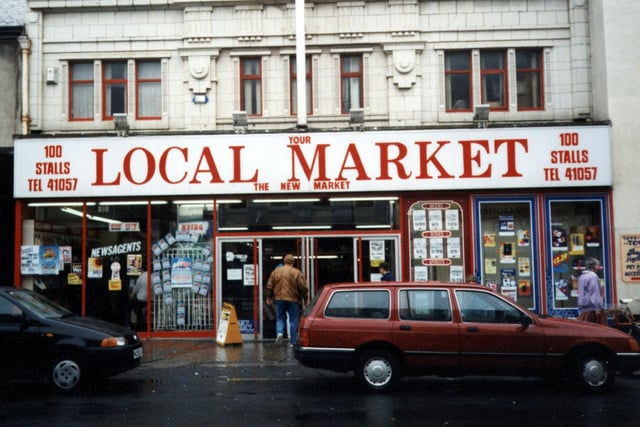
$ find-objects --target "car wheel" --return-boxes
[356,349,398,391]
[571,349,614,391]
[51,357,83,392]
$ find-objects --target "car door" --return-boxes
[392,288,461,372]
[454,289,547,374]
[0,295,42,380]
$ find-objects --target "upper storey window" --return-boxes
[103,61,128,119]
[341,54,363,114]
[241,58,262,116]
[480,50,507,110]
[136,61,162,119]
[516,49,544,110]
[445,52,472,112]
[445,49,544,113]
[70,62,94,121]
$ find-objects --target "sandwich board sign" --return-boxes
[216,302,243,346]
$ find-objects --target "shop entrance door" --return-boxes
[218,234,398,340]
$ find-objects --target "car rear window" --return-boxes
[399,289,452,321]
[324,290,390,319]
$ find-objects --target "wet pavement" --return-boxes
[140,338,297,367]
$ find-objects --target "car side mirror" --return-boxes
[521,315,533,327]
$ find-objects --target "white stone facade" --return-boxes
[25,0,590,133]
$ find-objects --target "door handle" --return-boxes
[466,327,479,332]
[399,325,412,331]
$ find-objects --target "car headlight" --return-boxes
[101,336,127,347]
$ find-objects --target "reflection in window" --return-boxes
[456,290,523,323]
[103,61,128,118]
[480,51,507,109]
[445,52,472,111]
[325,290,389,318]
[399,289,452,321]
[516,49,543,110]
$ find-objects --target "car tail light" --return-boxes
[298,327,310,347]
[101,337,126,347]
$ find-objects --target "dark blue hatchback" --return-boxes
[0,286,143,391]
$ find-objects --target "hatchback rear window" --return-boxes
[324,290,390,319]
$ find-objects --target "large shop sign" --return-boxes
[14,126,611,199]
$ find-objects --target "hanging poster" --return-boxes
[171,258,193,288]
[621,234,640,283]
[413,210,427,231]
[369,240,386,267]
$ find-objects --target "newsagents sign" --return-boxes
[14,126,611,199]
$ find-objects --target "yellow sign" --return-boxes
[108,279,122,291]
[216,302,243,346]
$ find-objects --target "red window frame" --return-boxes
[480,50,508,111]
[69,62,94,122]
[516,49,544,111]
[135,61,162,120]
[102,61,128,121]
[240,57,262,116]
[445,51,473,112]
[340,54,363,114]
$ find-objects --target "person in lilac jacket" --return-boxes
[577,258,605,324]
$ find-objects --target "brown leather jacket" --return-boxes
[266,265,309,303]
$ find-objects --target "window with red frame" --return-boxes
[103,61,127,119]
[240,58,262,116]
[136,61,161,119]
[290,56,312,116]
[516,49,544,110]
[70,62,94,120]
[340,55,363,114]
[445,52,472,112]
[480,51,507,109]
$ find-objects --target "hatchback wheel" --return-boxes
[356,349,398,391]
[51,358,82,391]
[571,349,614,391]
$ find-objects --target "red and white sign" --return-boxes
[14,126,612,199]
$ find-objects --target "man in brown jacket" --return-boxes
[265,254,309,345]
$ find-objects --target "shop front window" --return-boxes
[474,197,538,311]
[21,202,86,314]
[545,196,611,317]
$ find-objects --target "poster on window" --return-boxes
[369,240,386,267]
[413,210,427,231]
[171,257,193,288]
[621,234,640,283]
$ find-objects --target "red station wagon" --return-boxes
[295,282,640,391]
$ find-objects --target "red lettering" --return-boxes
[376,142,411,180]
[458,140,491,178]
[337,144,371,181]
[495,138,527,177]
[288,144,330,182]
[159,146,188,184]
[92,148,120,186]
[229,146,258,183]
[123,147,155,185]
[189,147,224,184]
[414,141,455,179]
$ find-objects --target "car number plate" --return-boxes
[133,347,143,359]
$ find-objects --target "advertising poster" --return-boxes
[621,234,640,283]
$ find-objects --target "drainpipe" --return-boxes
[18,35,31,136]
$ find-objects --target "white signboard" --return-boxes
[14,126,612,198]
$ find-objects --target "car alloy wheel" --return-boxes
[52,359,82,391]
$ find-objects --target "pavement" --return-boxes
[140,338,297,367]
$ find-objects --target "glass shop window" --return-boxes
[476,198,537,311]
[546,198,609,315]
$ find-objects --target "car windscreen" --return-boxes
[8,289,72,319]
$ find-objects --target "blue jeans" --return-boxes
[275,300,300,345]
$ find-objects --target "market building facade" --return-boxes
[11,0,640,339]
